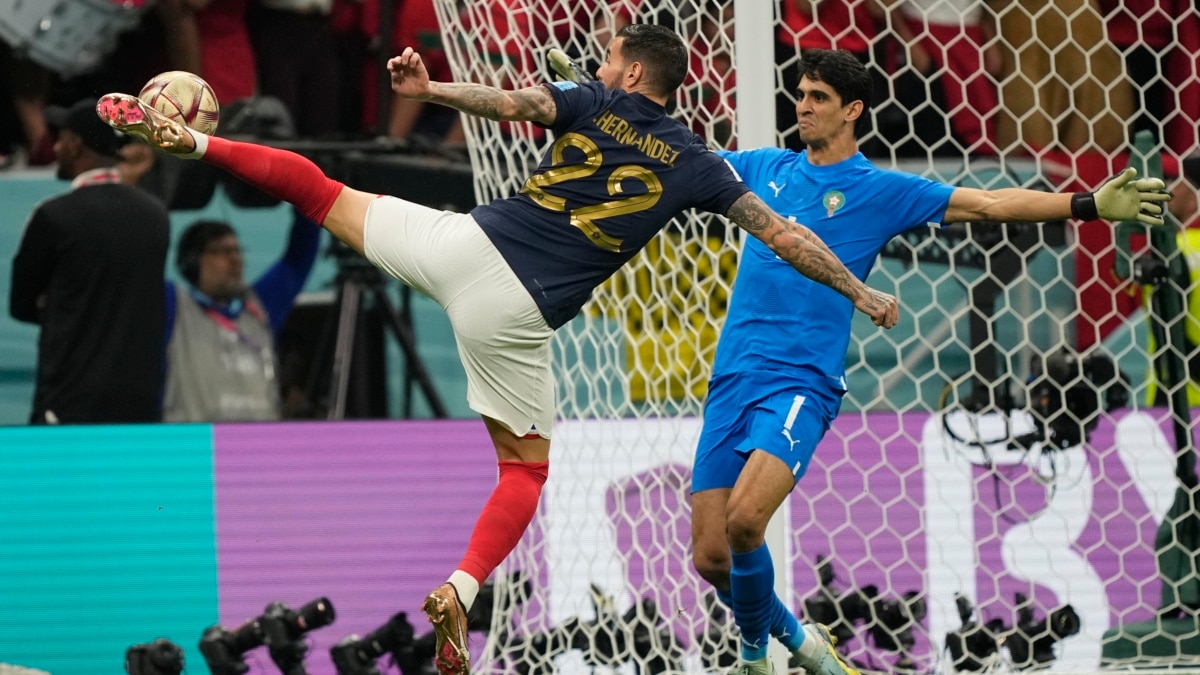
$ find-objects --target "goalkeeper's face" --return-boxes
[795,76,859,148]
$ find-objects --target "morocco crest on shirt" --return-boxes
[823,190,846,218]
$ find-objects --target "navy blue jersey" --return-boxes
[713,148,955,386]
[472,80,749,328]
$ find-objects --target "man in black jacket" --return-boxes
[9,99,170,424]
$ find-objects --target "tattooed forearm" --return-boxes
[726,192,864,301]
[426,82,503,118]
[426,82,556,123]
[508,87,556,122]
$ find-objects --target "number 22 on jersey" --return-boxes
[521,132,664,253]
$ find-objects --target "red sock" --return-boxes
[458,460,550,583]
[203,136,344,224]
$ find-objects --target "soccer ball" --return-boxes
[138,71,220,135]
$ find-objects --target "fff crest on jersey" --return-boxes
[823,190,846,217]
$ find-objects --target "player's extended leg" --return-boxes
[722,388,861,675]
[726,450,801,674]
[691,487,734,596]
[694,461,809,674]
[346,197,555,674]
[423,419,550,675]
[95,93,371,252]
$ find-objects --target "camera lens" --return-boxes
[227,619,266,654]
[294,597,336,633]
[1049,605,1081,639]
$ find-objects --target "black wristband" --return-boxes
[1071,192,1099,221]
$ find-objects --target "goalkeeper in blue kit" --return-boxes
[686,49,1172,675]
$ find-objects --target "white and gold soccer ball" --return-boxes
[137,71,220,135]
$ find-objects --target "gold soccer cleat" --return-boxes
[423,583,471,675]
[95,93,196,154]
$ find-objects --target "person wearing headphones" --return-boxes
[164,207,321,422]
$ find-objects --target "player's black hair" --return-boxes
[177,220,236,286]
[615,24,688,97]
[798,48,873,117]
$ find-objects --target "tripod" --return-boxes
[306,255,447,420]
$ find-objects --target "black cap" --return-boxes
[45,98,125,158]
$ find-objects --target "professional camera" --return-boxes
[125,638,185,675]
[1024,349,1126,450]
[261,597,337,675]
[200,597,336,675]
[802,556,870,647]
[200,617,266,675]
[944,592,1080,671]
[331,574,526,675]
[865,589,927,654]
[1006,593,1081,669]
[944,593,1004,671]
[508,582,624,674]
[508,584,681,675]
[331,612,426,675]
[626,597,683,674]
[801,556,927,671]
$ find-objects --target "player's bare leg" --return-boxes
[423,420,549,675]
[724,451,859,672]
[690,488,733,592]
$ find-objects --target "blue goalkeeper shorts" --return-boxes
[691,370,844,493]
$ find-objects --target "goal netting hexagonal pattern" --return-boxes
[432,0,1200,672]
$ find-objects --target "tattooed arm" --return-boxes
[426,82,557,124]
[387,47,558,125]
[725,192,900,328]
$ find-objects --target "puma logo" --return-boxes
[768,181,786,197]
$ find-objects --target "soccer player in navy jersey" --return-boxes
[688,49,1171,675]
[96,26,900,675]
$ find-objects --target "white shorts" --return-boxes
[363,196,555,438]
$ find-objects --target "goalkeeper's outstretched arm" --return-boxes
[945,168,1172,226]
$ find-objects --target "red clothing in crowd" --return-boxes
[778,0,876,53]
[194,0,257,104]
[1097,0,1200,155]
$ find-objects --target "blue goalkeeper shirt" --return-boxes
[472,80,749,329]
[713,148,955,387]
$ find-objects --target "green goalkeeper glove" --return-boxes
[547,48,595,83]
[1071,167,1172,226]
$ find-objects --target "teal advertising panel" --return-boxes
[0,425,218,675]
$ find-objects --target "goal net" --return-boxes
[433,0,1200,672]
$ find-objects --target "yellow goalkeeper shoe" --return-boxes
[794,624,860,675]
